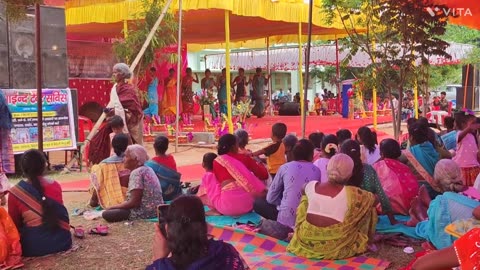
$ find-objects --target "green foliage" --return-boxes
[1,0,43,21]
[428,65,462,90]
[443,25,480,45]
[322,0,451,139]
[113,0,178,74]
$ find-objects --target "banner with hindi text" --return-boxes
[1,89,77,154]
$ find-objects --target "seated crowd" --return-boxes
[2,110,480,269]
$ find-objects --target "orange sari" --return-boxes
[163,78,177,115]
[0,208,22,268]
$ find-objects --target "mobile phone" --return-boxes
[157,204,170,238]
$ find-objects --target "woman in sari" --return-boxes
[216,68,228,115]
[0,208,22,269]
[148,196,245,270]
[400,122,440,199]
[287,154,377,260]
[201,69,217,117]
[107,63,143,144]
[181,67,199,125]
[251,68,270,118]
[8,150,72,257]
[145,136,182,201]
[200,134,268,216]
[163,68,177,125]
[89,133,131,208]
[373,139,419,215]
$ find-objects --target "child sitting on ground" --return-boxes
[197,152,218,211]
[252,123,287,179]
[308,132,324,162]
[453,111,480,186]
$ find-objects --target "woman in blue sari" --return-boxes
[8,150,72,257]
[400,122,440,199]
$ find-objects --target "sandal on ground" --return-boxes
[89,225,109,236]
[70,225,86,239]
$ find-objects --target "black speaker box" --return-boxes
[279,102,300,116]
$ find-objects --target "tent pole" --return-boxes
[175,0,182,152]
[35,3,43,152]
[464,64,470,108]
[298,22,304,138]
[267,37,272,116]
[225,10,233,133]
[413,62,418,119]
[302,0,313,139]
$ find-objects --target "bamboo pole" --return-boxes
[298,22,304,137]
[267,37,272,116]
[175,0,182,152]
[225,10,233,133]
[372,39,377,129]
[302,0,313,139]
[35,4,43,152]
[413,63,419,119]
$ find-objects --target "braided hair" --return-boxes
[21,149,59,229]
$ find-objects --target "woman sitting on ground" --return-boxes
[356,126,380,165]
[0,207,22,268]
[399,122,440,199]
[308,132,324,162]
[145,136,182,201]
[8,150,72,257]
[148,195,245,270]
[235,129,251,155]
[89,133,131,208]
[341,139,397,224]
[313,134,338,183]
[102,145,163,222]
[282,134,298,162]
[406,159,479,250]
[287,153,377,260]
[373,139,419,215]
[254,140,321,240]
[204,134,267,216]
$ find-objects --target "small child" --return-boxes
[252,123,287,179]
[108,115,132,155]
[197,152,218,206]
[152,135,177,171]
[453,111,480,186]
[308,132,324,162]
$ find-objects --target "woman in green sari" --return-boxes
[287,153,377,260]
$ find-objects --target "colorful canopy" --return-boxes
[432,0,480,30]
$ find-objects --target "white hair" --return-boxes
[113,63,132,79]
[126,144,149,166]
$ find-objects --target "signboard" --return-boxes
[1,89,77,154]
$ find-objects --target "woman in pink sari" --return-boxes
[199,134,268,216]
[373,139,419,215]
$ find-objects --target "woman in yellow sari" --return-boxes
[163,68,177,125]
[287,153,377,260]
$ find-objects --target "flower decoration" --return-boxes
[186,132,194,142]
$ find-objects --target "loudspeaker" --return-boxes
[0,3,8,88]
[8,15,36,89]
[459,64,480,110]
[40,6,67,88]
[279,102,300,116]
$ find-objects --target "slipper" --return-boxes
[71,225,86,239]
[89,225,109,236]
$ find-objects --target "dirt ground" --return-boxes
[12,123,421,269]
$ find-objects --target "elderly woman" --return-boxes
[235,129,251,155]
[407,159,480,250]
[102,144,164,222]
[287,153,377,260]
[107,63,143,144]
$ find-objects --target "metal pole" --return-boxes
[298,23,304,138]
[225,10,233,133]
[35,4,43,152]
[302,0,313,139]
[175,0,182,152]
[267,37,272,116]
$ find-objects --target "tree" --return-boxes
[113,0,178,75]
[322,0,451,139]
[1,0,42,21]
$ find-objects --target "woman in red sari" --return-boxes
[181,67,199,125]
[107,63,143,144]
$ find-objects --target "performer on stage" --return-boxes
[163,68,177,125]
[107,63,143,144]
[232,68,248,104]
[181,67,199,125]
[217,68,228,116]
[143,67,159,117]
[0,90,13,206]
[201,69,217,117]
[251,68,270,118]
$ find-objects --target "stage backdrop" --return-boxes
[1,88,77,154]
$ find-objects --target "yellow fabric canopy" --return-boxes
[65,0,359,47]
